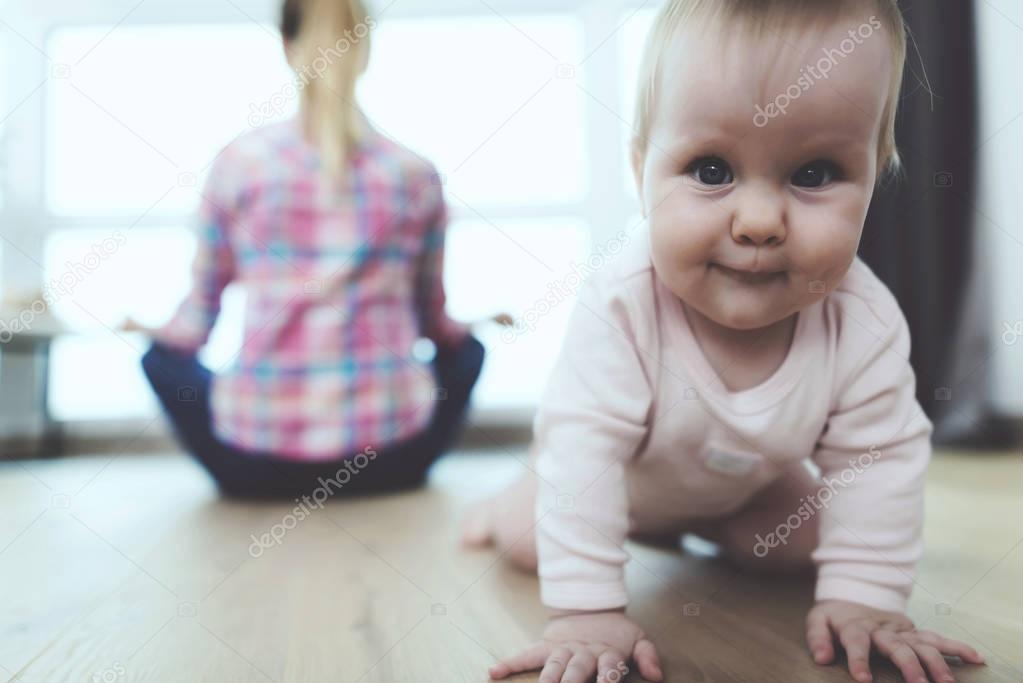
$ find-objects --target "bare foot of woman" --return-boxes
[459,471,539,572]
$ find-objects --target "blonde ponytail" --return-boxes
[282,0,374,177]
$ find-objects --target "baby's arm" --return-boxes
[534,275,652,612]
[491,273,661,682]
[811,310,930,612]
[808,309,984,681]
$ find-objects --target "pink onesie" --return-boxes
[533,230,932,614]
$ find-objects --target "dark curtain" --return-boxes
[858,0,994,443]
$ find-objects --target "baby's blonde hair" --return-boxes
[282,0,374,177]
[632,0,907,179]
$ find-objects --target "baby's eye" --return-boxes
[688,157,733,186]
[792,161,840,188]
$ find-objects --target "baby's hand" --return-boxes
[489,609,663,683]
[806,600,985,683]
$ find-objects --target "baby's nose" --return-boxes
[732,190,786,246]
[733,220,786,246]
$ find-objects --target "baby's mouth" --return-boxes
[711,263,786,285]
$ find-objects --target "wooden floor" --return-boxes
[0,447,1020,682]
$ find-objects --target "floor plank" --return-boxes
[0,449,1019,682]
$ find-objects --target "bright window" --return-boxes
[360,16,587,208]
[445,218,590,407]
[47,25,295,215]
[43,229,245,420]
[43,228,194,330]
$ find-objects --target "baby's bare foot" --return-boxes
[459,498,495,548]
[459,473,539,572]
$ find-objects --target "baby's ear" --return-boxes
[630,142,647,217]
[282,39,297,70]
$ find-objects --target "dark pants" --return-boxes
[141,336,484,499]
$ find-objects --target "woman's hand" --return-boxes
[491,312,514,327]
[489,609,663,683]
[806,600,985,682]
[121,317,158,336]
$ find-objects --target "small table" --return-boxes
[0,311,65,457]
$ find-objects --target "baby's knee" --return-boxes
[494,516,538,573]
[717,515,817,574]
[728,539,814,572]
[502,536,538,573]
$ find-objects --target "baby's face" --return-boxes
[637,15,892,330]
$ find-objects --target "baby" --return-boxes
[462,1,987,682]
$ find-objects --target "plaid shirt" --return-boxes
[156,119,467,460]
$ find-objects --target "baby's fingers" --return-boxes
[597,650,629,682]
[489,642,550,679]
[538,647,574,683]
[910,642,956,683]
[915,630,986,664]
[838,624,874,683]
[632,638,664,681]
[561,651,598,683]
[872,630,927,683]
[806,608,835,664]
